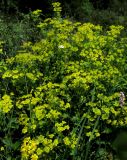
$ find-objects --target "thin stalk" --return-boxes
[74,118,87,158]
[24,74,28,94]
[84,116,100,160]
[73,87,96,159]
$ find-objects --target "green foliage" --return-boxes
[0,10,42,58]
[1,2,127,159]
[112,131,127,160]
[0,0,18,13]
[1,0,127,27]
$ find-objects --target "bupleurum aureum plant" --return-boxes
[0,2,127,160]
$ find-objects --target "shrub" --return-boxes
[0,2,127,159]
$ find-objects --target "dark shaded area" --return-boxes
[18,0,52,15]
[0,0,127,19]
[0,0,127,29]
[90,0,110,9]
[0,0,52,17]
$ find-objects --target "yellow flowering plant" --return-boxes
[1,2,127,160]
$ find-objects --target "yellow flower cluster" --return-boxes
[0,95,13,113]
[52,2,62,13]
[32,10,42,16]
[33,104,48,121]
[21,135,59,159]
[21,137,38,160]
[55,121,70,133]
[63,133,78,149]
[46,109,61,119]
[18,113,29,133]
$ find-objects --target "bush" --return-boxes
[0,2,127,159]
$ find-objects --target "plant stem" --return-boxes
[84,116,100,160]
